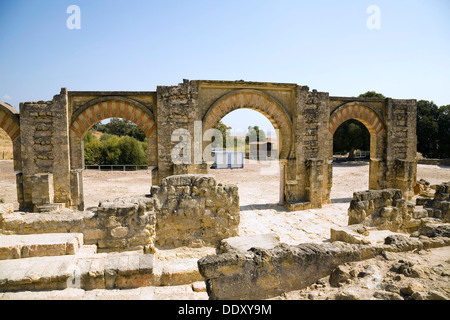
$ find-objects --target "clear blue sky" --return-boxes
[1,0,449,133]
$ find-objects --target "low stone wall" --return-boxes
[198,242,376,300]
[347,189,417,232]
[0,174,240,252]
[197,232,450,300]
[151,174,240,247]
[423,182,450,221]
[96,197,156,253]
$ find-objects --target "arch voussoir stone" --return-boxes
[70,97,155,138]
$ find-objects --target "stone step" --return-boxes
[0,283,208,300]
[0,249,202,292]
[0,233,84,260]
[37,203,66,213]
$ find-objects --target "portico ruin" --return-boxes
[0,80,417,212]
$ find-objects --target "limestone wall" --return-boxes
[348,189,417,232]
[17,89,74,211]
[197,231,450,300]
[151,174,240,247]
[424,182,450,221]
[96,197,156,252]
[1,174,240,252]
[198,242,379,300]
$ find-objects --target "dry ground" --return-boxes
[1,159,449,299]
[2,159,450,245]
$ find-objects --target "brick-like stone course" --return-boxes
[151,174,240,247]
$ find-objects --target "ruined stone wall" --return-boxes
[385,99,417,199]
[96,197,156,252]
[1,174,239,251]
[151,174,240,247]
[295,89,331,207]
[155,80,200,184]
[424,182,450,221]
[7,80,417,212]
[198,232,450,300]
[348,189,418,232]
[198,242,379,300]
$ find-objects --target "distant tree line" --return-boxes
[84,119,147,165]
[91,119,146,142]
[416,100,450,158]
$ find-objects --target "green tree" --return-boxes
[84,135,102,165]
[214,121,231,148]
[118,136,147,165]
[100,135,122,165]
[96,118,146,142]
[245,126,267,144]
[417,100,439,158]
[358,91,386,99]
[438,104,450,158]
[333,119,370,159]
[83,133,148,166]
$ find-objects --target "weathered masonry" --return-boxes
[0,80,417,212]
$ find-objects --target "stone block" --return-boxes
[217,233,281,254]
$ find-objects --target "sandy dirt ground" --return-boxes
[1,159,449,299]
[2,159,450,246]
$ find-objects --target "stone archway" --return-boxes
[68,96,158,209]
[329,102,385,136]
[203,89,293,160]
[0,102,20,142]
[70,97,156,138]
[0,102,21,171]
[202,89,293,204]
[329,102,387,191]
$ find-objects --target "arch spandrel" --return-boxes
[329,102,385,136]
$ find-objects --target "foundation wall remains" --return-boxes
[151,174,239,248]
[197,228,450,300]
[0,175,239,252]
[348,189,416,232]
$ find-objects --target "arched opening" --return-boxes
[204,108,282,207]
[208,108,280,207]
[0,103,20,210]
[331,119,371,203]
[202,90,292,208]
[0,127,17,209]
[80,117,152,209]
[328,102,386,203]
[69,98,157,210]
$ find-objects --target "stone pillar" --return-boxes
[70,169,84,211]
[286,86,330,210]
[52,88,72,205]
[31,174,54,211]
[18,89,73,211]
[306,159,324,208]
[156,80,200,183]
[385,99,417,199]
